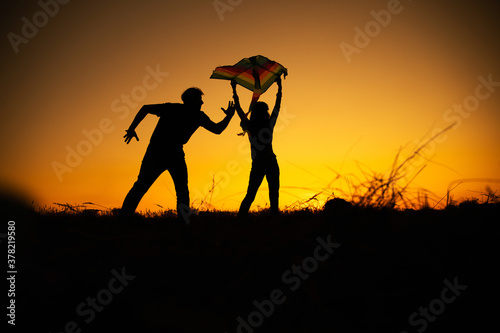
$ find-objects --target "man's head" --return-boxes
[181,87,204,110]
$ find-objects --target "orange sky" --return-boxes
[1,0,499,212]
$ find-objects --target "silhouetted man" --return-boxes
[120,87,235,219]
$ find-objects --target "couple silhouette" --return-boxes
[120,77,283,219]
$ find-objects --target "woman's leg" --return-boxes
[238,160,266,216]
[266,157,280,214]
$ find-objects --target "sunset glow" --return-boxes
[1,0,499,212]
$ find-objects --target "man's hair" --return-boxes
[181,87,204,104]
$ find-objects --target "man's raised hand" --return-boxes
[222,101,235,117]
[124,129,139,144]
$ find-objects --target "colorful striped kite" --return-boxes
[210,55,288,111]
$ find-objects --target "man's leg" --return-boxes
[168,155,190,223]
[238,160,266,216]
[121,155,165,216]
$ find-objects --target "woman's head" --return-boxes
[250,102,270,129]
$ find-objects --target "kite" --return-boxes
[210,55,288,111]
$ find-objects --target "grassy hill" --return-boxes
[5,197,500,333]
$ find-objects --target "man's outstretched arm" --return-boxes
[202,101,235,134]
[123,104,162,144]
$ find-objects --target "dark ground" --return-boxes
[4,197,500,333]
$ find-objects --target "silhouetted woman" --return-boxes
[231,77,282,216]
